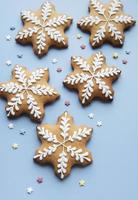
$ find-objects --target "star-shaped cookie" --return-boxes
[16,1,72,57]
[34,112,92,179]
[0,65,59,122]
[78,0,136,48]
[64,52,121,106]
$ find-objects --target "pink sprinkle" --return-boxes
[56,67,63,73]
[122,59,128,64]
[65,100,70,106]
[80,44,86,49]
[36,177,43,184]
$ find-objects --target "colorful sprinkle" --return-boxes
[36,177,43,184]
[80,44,86,49]
[19,129,26,135]
[97,121,102,127]
[112,52,118,59]
[56,67,63,73]
[26,187,34,194]
[52,58,58,64]
[79,179,85,187]
[76,34,82,39]
[64,100,70,106]
[17,54,23,59]
[11,143,19,150]
[125,50,131,55]
[88,113,94,119]
[10,26,16,31]
[6,60,12,66]
[6,35,11,41]
[122,59,128,64]
[8,123,14,129]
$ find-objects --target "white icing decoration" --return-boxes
[64,52,121,103]
[34,112,92,179]
[78,0,134,45]
[16,1,71,54]
[0,65,57,119]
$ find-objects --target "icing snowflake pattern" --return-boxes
[16,1,72,56]
[64,52,121,105]
[78,0,135,47]
[34,112,92,179]
[0,65,59,122]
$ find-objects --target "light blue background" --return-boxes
[0,0,138,199]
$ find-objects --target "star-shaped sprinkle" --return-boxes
[34,112,93,179]
[10,26,16,31]
[64,52,121,106]
[76,34,82,39]
[19,129,26,135]
[64,100,70,107]
[0,65,59,122]
[11,143,19,150]
[52,58,58,64]
[16,2,72,57]
[56,67,63,73]
[8,123,14,129]
[6,35,11,41]
[36,177,43,184]
[26,187,34,194]
[5,60,12,66]
[78,0,135,48]
[17,54,23,59]
[122,59,128,64]
[112,52,118,59]
[88,113,94,119]
[80,44,86,49]
[97,121,102,127]
[79,179,86,187]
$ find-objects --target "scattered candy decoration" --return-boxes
[36,177,43,184]
[76,34,82,39]
[80,44,86,49]
[5,60,12,66]
[19,129,26,135]
[10,26,16,31]
[97,121,102,127]
[88,113,94,119]
[122,59,128,64]
[11,143,19,150]
[8,123,14,129]
[79,179,86,187]
[112,52,118,59]
[17,54,23,59]
[52,58,58,64]
[26,187,34,194]
[125,50,131,55]
[56,67,63,73]
[64,100,70,106]
[6,35,11,41]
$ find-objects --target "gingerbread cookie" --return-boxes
[78,0,136,48]
[16,1,72,57]
[34,112,92,179]
[64,52,121,106]
[0,65,59,122]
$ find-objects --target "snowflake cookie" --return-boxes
[64,52,121,106]
[78,0,136,48]
[16,1,72,57]
[0,65,59,122]
[34,112,92,179]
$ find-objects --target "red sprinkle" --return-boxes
[56,67,63,72]
[64,100,70,106]
[122,59,128,64]
[80,44,86,49]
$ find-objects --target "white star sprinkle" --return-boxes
[88,113,94,119]
[5,60,12,66]
[97,121,102,127]
[26,187,34,194]
[52,58,58,64]
[8,123,14,129]
[11,143,19,150]
[79,179,86,186]
[6,35,11,41]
